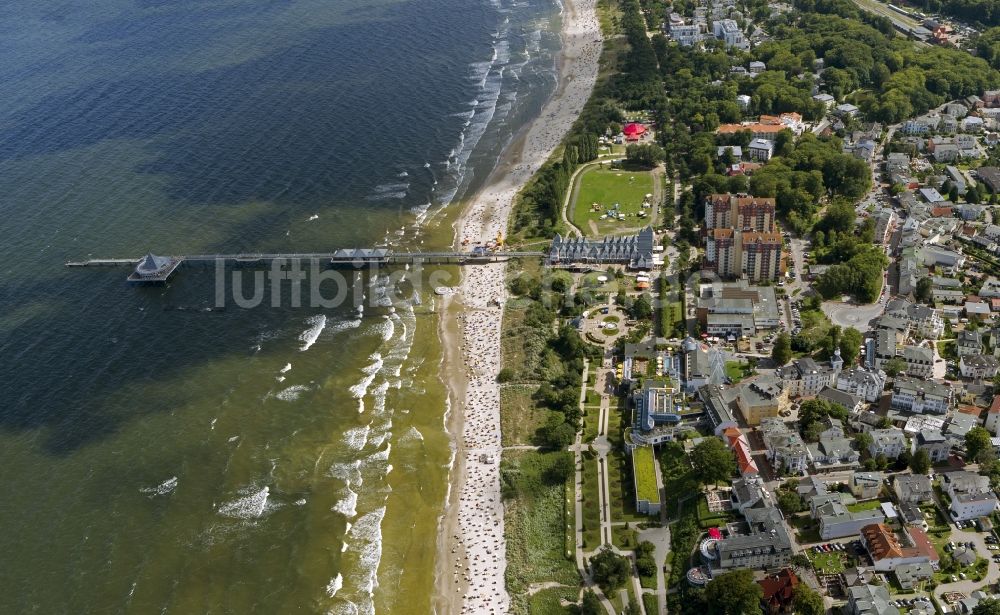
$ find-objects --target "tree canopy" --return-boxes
[792,584,825,615]
[704,569,763,615]
[690,437,736,485]
[772,332,792,366]
[589,548,632,593]
[967,427,993,463]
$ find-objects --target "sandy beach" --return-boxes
[433,0,603,612]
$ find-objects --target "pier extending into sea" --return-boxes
[66,249,546,283]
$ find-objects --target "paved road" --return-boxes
[821,299,885,333]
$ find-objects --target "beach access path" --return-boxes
[432,0,603,612]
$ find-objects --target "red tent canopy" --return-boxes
[708,527,722,540]
[623,122,646,136]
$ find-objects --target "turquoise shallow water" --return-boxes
[0,0,560,612]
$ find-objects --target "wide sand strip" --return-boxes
[433,0,603,612]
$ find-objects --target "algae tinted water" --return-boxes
[0,0,559,612]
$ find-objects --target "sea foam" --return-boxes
[299,315,327,351]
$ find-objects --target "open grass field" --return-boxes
[572,166,655,237]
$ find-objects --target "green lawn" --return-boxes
[847,500,883,513]
[632,447,660,508]
[583,405,602,443]
[582,455,602,550]
[725,360,749,383]
[572,166,655,237]
[612,525,638,549]
[810,551,846,574]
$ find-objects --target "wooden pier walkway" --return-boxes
[66,250,546,282]
[66,250,545,268]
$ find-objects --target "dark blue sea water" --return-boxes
[0,0,560,612]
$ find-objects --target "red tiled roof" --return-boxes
[904,527,940,562]
[758,569,799,611]
[862,523,904,560]
[958,405,983,417]
[989,395,1000,414]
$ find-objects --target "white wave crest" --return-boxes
[343,425,371,450]
[218,486,270,519]
[140,476,178,497]
[276,384,310,401]
[332,485,358,517]
[299,315,327,351]
[325,574,344,598]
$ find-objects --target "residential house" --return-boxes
[852,472,883,500]
[819,386,864,414]
[951,490,999,522]
[717,145,743,159]
[884,299,944,339]
[757,568,799,615]
[817,500,884,539]
[869,428,907,459]
[748,138,775,161]
[861,523,939,572]
[760,417,808,474]
[712,19,748,49]
[894,474,933,504]
[977,166,1000,193]
[777,356,839,398]
[808,424,860,470]
[916,429,951,463]
[986,396,1000,435]
[724,427,760,477]
[963,116,984,132]
[836,103,859,118]
[891,377,952,414]
[945,412,978,447]
[669,23,703,46]
[894,562,935,591]
[942,470,999,521]
[900,345,934,379]
[957,330,984,357]
[946,166,968,194]
[960,354,1000,379]
[836,368,887,403]
[847,583,894,615]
